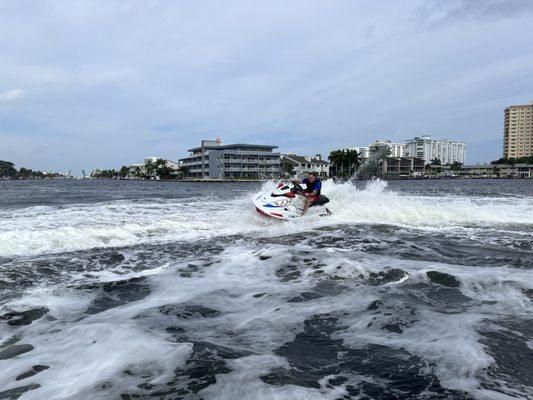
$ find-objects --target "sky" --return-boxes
[1,0,533,173]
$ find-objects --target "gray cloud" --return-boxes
[415,0,533,25]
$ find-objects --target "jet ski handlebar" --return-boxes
[292,182,304,194]
[270,182,305,197]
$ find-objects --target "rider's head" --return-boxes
[307,172,317,183]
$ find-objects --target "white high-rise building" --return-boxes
[369,140,406,157]
[405,136,466,164]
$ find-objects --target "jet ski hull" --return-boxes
[253,183,331,221]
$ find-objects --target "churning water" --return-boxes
[0,179,532,399]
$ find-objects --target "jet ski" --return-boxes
[253,182,332,220]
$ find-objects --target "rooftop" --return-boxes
[463,163,533,168]
[188,143,278,152]
[505,102,533,109]
[282,154,329,165]
[407,136,465,143]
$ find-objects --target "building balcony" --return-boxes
[222,159,280,164]
[219,150,280,156]
[223,167,280,172]
[180,159,204,164]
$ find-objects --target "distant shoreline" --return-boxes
[3,177,532,183]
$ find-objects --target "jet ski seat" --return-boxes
[310,195,330,207]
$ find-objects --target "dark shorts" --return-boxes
[307,194,320,203]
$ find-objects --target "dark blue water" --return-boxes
[0,179,532,399]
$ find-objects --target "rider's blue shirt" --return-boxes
[302,178,321,195]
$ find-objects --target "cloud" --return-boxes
[0,88,25,103]
[415,0,533,25]
[0,1,532,171]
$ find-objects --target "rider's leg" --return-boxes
[302,197,311,215]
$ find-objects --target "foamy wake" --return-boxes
[0,180,531,257]
[1,244,532,399]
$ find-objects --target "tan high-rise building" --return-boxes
[503,102,533,159]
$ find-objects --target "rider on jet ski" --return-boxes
[292,172,322,215]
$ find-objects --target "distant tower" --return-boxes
[504,103,533,158]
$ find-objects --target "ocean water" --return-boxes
[0,179,532,400]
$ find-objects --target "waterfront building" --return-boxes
[126,158,181,179]
[381,157,425,179]
[281,154,329,177]
[369,140,406,157]
[179,139,281,179]
[460,163,533,178]
[353,140,405,159]
[127,163,145,177]
[503,102,533,159]
[405,136,466,165]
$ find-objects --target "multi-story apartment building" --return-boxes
[504,102,533,159]
[460,164,533,178]
[179,139,281,179]
[281,154,329,177]
[353,140,405,159]
[405,136,466,165]
[369,140,406,157]
[381,157,425,179]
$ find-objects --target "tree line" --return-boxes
[91,159,190,179]
[490,155,533,165]
[0,160,62,179]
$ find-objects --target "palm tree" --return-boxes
[329,149,360,177]
[429,158,443,175]
[282,161,294,176]
[328,150,343,177]
[0,160,17,178]
[346,149,361,176]
[154,159,171,178]
[144,160,156,178]
[178,166,190,177]
[119,166,129,178]
[450,161,463,171]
